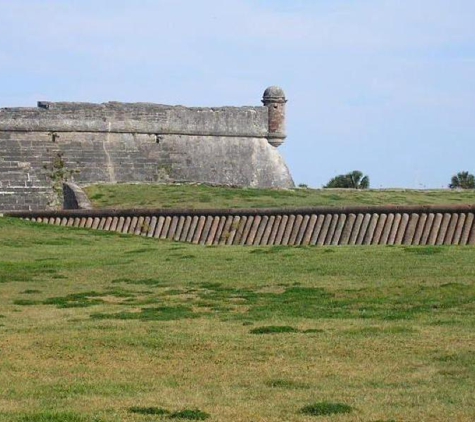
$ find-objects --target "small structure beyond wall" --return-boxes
[0,87,294,211]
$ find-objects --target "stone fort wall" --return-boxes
[0,87,294,211]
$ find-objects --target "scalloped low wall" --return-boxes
[6,205,475,246]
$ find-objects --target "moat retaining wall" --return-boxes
[7,205,475,246]
[0,88,294,211]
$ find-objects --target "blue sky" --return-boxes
[1,0,474,188]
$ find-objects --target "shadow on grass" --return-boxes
[16,412,101,422]
[300,402,353,416]
[91,305,201,322]
[128,407,210,420]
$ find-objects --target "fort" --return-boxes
[3,87,475,248]
[0,86,294,211]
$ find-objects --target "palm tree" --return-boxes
[449,171,475,189]
[324,170,370,189]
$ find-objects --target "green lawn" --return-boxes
[83,184,475,210]
[0,217,474,421]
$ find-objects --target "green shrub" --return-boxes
[324,170,369,189]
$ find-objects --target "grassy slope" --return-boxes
[0,218,474,421]
[84,184,475,210]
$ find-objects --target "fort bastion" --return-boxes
[0,86,294,211]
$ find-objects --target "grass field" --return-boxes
[83,184,475,210]
[0,217,474,421]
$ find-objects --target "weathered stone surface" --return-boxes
[0,88,294,211]
[0,103,269,136]
[63,183,93,210]
[262,86,287,147]
[9,204,475,246]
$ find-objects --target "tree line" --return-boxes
[322,170,475,189]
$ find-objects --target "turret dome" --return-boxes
[262,86,286,102]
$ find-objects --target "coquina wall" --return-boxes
[0,87,293,211]
[8,205,475,246]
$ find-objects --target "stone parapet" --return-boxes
[0,103,269,137]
